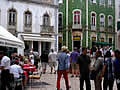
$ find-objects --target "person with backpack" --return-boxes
[103,51,114,90]
[114,50,120,90]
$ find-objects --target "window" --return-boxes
[43,13,50,26]
[100,14,105,27]
[91,0,96,3]
[109,38,112,43]
[59,0,63,4]
[91,13,96,26]
[8,8,17,26]
[108,0,112,7]
[0,10,1,25]
[100,0,104,5]
[73,10,81,25]
[108,16,113,27]
[119,5,120,19]
[24,10,32,27]
[58,13,63,28]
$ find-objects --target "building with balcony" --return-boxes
[58,0,115,51]
[115,0,120,50]
[0,0,58,55]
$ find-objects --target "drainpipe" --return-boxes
[86,0,89,47]
[66,0,68,47]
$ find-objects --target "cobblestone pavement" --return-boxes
[26,67,117,90]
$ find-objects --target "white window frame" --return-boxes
[99,14,105,27]
[91,0,96,3]
[99,0,105,6]
[43,13,50,26]
[108,0,112,7]
[72,9,81,25]
[58,12,63,28]
[0,9,1,25]
[8,8,17,26]
[119,5,120,19]
[91,11,96,27]
[59,0,63,4]
[108,15,113,27]
[24,10,32,27]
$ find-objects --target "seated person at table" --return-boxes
[22,59,31,68]
[10,60,24,86]
[22,59,36,74]
[10,60,23,79]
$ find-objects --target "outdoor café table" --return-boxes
[23,66,36,72]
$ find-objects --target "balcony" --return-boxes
[8,22,16,30]
[108,26,113,32]
[100,26,105,32]
[91,26,96,31]
[40,25,54,35]
[8,23,17,35]
[24,24,32,33]
[72,24,82,29]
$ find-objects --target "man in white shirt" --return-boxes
[48,49,57,74]
[0,51,11,90]
[10,60,23,79]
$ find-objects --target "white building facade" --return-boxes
[115,0,120,50]
[0,0,58,55]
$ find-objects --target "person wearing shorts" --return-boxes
[48,49,57,74]
[70,47,79,77]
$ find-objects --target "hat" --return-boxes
[61,46,68,51]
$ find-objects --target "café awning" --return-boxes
[0,26,24,48]
[94,42,112,45]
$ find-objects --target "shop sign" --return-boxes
[92,37,96,41]
[73,36,81,40]
[101,38,104,42]
[58,37,62,43]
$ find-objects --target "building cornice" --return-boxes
[8,0,59,8]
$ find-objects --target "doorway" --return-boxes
[73,40,80,50]
[41,42,51,54]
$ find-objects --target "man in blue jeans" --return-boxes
[77,47,91,90]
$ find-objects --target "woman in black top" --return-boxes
[40,50,48,74]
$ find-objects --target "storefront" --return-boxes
[21,34,55,55]
[72,31,81,50]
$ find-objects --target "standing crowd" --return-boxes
[0,46,120,90]
[56,46,120,90]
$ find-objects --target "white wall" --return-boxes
[115,0,120,50]
[0,0,58,54]
[0,0,57,33]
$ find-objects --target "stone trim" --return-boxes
[8,0,59,8]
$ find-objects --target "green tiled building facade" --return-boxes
[58,0,115,51]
